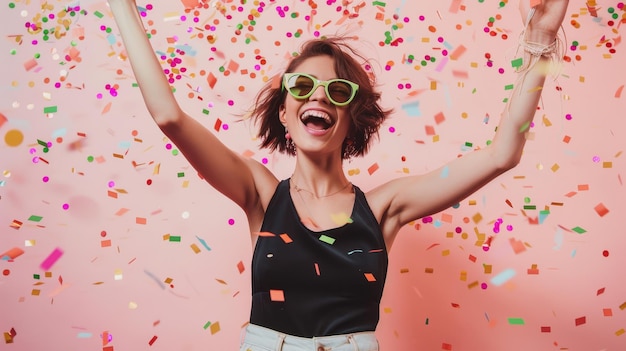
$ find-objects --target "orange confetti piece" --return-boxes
[269,289,285,301]
[314,263,320,276]
[101,101,112,114]
[279,233,293,243]
[615,84,624,98]
[449,45,466,60]
[256,231,276,237]
[0,247,24,260]
[364,273,376,282]
[367,163,379,175]
[509,238,527,254]
[434,112,446,125]
[136,217,147,225]
[207,72,217,89]
[100,240,111,248]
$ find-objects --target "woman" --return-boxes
[108,1,569,350]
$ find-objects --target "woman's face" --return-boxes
[279,55,353,159]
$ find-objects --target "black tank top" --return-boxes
[250,179,388,337]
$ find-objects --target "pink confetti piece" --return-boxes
[40,247,63,271]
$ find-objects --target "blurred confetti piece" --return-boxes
[1,247,24,260]
[594,203,609,217]
[509,238,527,254]
[615,84,624,98]
[490,268,516,286]
[40,247,63,270]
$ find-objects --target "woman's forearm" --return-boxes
[108,0,182,125]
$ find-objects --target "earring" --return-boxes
[285,127,296,155]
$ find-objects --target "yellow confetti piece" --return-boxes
[190,243,201,254]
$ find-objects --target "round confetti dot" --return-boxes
[2,269,9,276]
[4,129,24,147]
[62,203,70,210]
[182,211,190,219]
[42,176,49,182]
[481,283,488,289]
[228,218,235,225]
[602,250,609,257]
[146,179,152,185]
[101,231,107,237]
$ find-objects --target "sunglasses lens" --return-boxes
[327,81,353,104]
[286,74,315,98]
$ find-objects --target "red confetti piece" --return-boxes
[575,316,586,326]
[594,203,609,217]
[148,335,157,346]
[237,261,245,274]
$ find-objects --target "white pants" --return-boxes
[240,324,379,351]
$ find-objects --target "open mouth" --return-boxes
[300,110,334,131]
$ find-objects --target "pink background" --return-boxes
[1,1,625,350]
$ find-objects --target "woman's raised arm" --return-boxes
[108,0,265,213]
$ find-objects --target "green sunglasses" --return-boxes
[282,72,359,106]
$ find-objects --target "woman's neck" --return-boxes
[291,153,349,199]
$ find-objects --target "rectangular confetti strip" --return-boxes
[319,235,336,245]
[40,247,63,271]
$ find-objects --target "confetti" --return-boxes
[40,247,63,271]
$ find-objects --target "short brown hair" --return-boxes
[250,36,392,159]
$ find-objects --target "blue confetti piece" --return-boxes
[440,165,449,178]
[401,100,421,117]
[106,33,116,45]
[490,268,516,286]
[196,235,211,251]
[144,269,166,289]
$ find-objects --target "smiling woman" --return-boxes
[105,0,571,350]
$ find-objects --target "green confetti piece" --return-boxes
[169,236,181,242]
[511,57,523,68]
[43,106,58,114]
[319,235,336,245]
[202,108,210,115]
[523,205,536,210]
[572,226,587,234]
[508,317,525,325]
[203,321,211,330]
[519,121,531,133]
[372,1,386,6]
[504,84,514,91]
[464,141,473,147]
[94,11,104,18]
[177,172,185,178]
[28,215,43,222]
[37,139,48,147]
[33,274,40,279]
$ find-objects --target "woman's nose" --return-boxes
[308,84,330,104]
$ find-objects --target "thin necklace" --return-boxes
[291,177,352,199]
[290,177,352,229]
